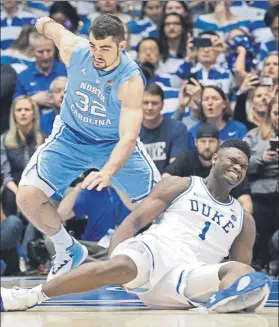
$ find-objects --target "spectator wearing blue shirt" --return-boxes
[139,83,188,174]
[13,33,67,110]
[188,85,247,149]
[136,37,181,117]
[1,0,36,50]
[175,32,236,95]
[128,1,163,52]
[194,0,250,40]
[40,76,67,136]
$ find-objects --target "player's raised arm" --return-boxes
[108,176,191,256]
[35,17,83,67]
[229,211,256,265]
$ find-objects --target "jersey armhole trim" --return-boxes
[171,176,194,206]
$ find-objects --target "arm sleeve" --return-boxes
[0,134,14,185]
[170,122,188,159]
[243,131,265,174]
[172,108,185,121]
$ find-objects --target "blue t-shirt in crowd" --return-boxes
[139,117,188,173]
[188,120,248,149]
[13,61,67,99]
[73,187,130,242]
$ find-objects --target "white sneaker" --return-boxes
[0,286,42,312]
[47,237,88,282]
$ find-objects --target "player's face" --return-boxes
[202,88,226,120]
[52,79,67,109]
[138,40,160,66]
[142,92,163,121]
[196,138,220,161]
[165,1,186,17]
[262,55,278,82]
[14,99,34,128]
[212,148,249,187]
[251,86,270,114]
[33,38,55,71]
[89,33,126,71]
[164,15,183,40]
[197,35,220,64]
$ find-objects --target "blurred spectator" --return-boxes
[174,32,236,95]
[244,96,279,270]
[128,1,163,51]
[261,4,279,61]
[89,1,132,24]
[40,76,67,136]
[157,13,188,74]
[230,0,272,45]
[1,25,36,74]
[163,0,193,32]
[1,0,36,50]
[0,195,24,276]
[195,0,250,40]
[261,53,278,87]
[1,96,44,217]
[49,1,81,34]
[0,64,17,134]
[13,33,67,110]
[120,1,142,19]
[163,122,253,214]
[234,75,277,130]
[139,83,188,173]
[188,86,247,149]
[45,182,131,261]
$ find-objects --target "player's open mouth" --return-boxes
[227,170,240,181]
[94,59,104,63]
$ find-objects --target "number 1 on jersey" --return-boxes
[199,221,211,240]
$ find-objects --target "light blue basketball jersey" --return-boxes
[60,39,145,141]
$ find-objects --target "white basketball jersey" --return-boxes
[145,176,244,264]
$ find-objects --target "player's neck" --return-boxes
[204,173,231,203]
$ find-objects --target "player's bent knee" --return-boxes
[219,261,255,280]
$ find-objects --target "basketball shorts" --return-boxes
[19,116,161,201]
[110,234,232,309]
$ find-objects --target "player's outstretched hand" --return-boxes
[81,170,111,191]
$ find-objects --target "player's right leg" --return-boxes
[16,117,91,281]
[0,255,137,312]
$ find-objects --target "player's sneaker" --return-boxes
[206,272,272,313]
[0,286,43,312]
[47,238,88,282]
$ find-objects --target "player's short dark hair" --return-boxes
[217,139,251,161]
[90,14,124,42]
[264,4,279,27]
[144,83,164,102]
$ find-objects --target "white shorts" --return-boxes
[111,235,232,309]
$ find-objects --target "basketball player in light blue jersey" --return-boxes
[1,140,271,313]
[15,14,160,281]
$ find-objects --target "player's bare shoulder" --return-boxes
[118,75,144,104]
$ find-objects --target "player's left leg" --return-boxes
[0,255,137,312]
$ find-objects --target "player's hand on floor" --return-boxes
[81,171,111,191]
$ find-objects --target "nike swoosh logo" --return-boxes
[228,132,237,136]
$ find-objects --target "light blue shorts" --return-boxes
[20,116,161,201]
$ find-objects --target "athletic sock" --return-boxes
[32,285,50,303]
[49,226,73,252]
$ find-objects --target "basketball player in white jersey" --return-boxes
[1,139,272,313]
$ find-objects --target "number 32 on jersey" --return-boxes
[75,90,107,118]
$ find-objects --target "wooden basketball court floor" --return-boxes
[1,277,278,327]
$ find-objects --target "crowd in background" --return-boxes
[1,0,278,278]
